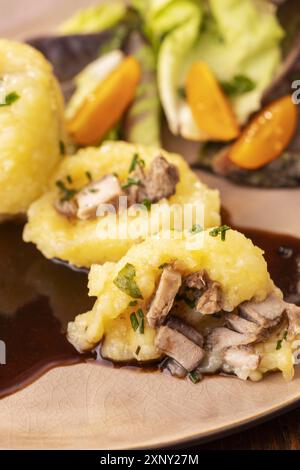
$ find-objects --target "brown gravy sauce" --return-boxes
[0,218,300,399]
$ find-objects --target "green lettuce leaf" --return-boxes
[59,2,127,34]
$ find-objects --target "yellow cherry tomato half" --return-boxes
[228,95,298,170]
[68,56,141,146]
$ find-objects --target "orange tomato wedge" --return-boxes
[228,95,298,170]
[68,56,141,146]
[186,61,240,141]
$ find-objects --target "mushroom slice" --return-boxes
[147,266,182,328]
[144,156,179,202]
[206,327,256,352]
[76,174,122,220]
[286,303,300,338]
[223,346,260,380]
[239,293,286,326]
[196,281,222,315]
[155,325,205,372]
[54,198,78,219]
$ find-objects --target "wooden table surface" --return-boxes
[2,0,300,452]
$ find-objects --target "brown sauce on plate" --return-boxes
[0,219,299,399]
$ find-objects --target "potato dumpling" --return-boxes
[67,229,275,357]
[23,141,221,267]
[0,40,65,217]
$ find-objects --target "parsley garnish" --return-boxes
[276,331,288,350]
[188,370,202,384]
[135,345,141,356]
[130,313,139,331]
[0,91,20,107]
[159,263,169,270]
[85,171,92,182]
[66,175,73,184]
[221,75,256,97]
[59,141,66,155]
[129,153,145,173]
[56,179,78,202]
[113,263,143,299]
[209,225,231,241]
[142,198,152,211]
[189,224,203,234]
[137,309,145,334]
[122,177,140,190]
[128,300,138,307]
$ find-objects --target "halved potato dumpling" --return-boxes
[67,229,275,356]
[23,141,221,268]
[0,40,65,217]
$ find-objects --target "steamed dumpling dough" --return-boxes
[67,229,276,354]
[0,39,65,216]
[23,141,221,267]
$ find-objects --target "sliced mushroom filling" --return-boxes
[155,324,205,372]
[54,155,180,220]
[147,265,182,328]
[181,270,223,314]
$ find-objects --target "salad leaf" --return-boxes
[185,0,284,125]
[59,2,127,34]
[123,31,161,147]
[156,1,204,139]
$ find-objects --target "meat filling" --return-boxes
[155,325,205,372]
[147,266,182,328]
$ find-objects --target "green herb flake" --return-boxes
[66,175,73,184]
[221,75,256,97]
[159,263,169,270]
[128,300,138,307]
[135,345,141,356]
[276,331,288,350]
[189,224,203,234]
[55,180,78,202]
[0,91,20,107]
[85,171,92,182]
[113,263,143,299]
[59,140,66,155]
[188,370,202,384]
[209,225,231,241]
[142,198,152,211]
[178,87,186,99]
[130,313,139,331]
[129,153,145,173]
[121,177,140,190]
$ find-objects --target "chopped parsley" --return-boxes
[0,91,20,107]
[142,198,152,211]
[178,87,186,99]
[59,141,66,155]
[209,225,231,241]
[130,313,139,331]
[121,177,140,190]
[129,153,145,173]
[128,300,138,307]
[137,309,145,334]
[159,263,169,270]
[85,171,92,182]
[135,345,141,356]
[113,263,143,299]
[130,309,145,334]
[66,175,73,184]
[188,370,202,384]
[221,75,256,97]
[55,179,78,202]
[276,331,288,350]
[189,224,203,234]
